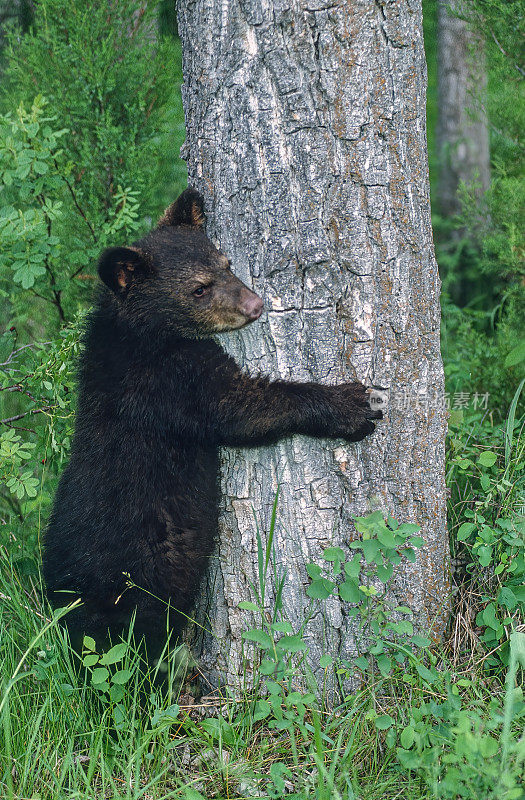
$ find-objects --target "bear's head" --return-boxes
[98,188,263,338]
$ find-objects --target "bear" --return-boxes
[43,187,382,660]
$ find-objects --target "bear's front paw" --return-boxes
[329,382,383,442]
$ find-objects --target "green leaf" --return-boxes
[478,451,497,467]
[505,340,525,368]
[276,635,307,653]
[322,547,345,562]
[397,747,419,769]
[266,680,282,696]
[238,601,259,612]
[477,545,493,567]
[338,578,361,603]
[354,511,384,533]
[376,529,398,549]
[13,262,46,289]
[360,538,381,564]
[498,587,518,611]
[391,620,413,636]
[400,726,415,749]
[109,683,125,703]
[408,535,425,548]
[377,655,392,676]
[99,643,127,665]
[478,603,498,630]
[457,522,476,542]
[396,523,421,536]
[344,553,362,578]
[185,788,206,800]
[480,736,499,758]
[151,703,180,726]
[111,669,132,685]
[253,699,271,722]
[480,473,491,491]
[306,563,322,580]
[306,578,335,599]
[271,718,293,731]
[411,635,431,648]
[374,714,394,730]
[271,621,293,633]
[510,632,525,668]
[320,654,333,668]
[242,629,273,649]
[91,667,109,685]
[376,563,393,583]
[415,663,437,684]
[82,654,99,667]
[259,658,277,675]
[83,636,96,652]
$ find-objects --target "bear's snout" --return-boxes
[239,289,264,321]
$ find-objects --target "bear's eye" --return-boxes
[193,286,206,297]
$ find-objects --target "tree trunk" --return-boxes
[436,0,490,219]
[177,0,448,693]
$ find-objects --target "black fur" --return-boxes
[43,188,382,657]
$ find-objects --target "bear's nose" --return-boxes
[241,291,264,320]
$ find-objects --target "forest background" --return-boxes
[0,1,523,798]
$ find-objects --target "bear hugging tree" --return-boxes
[43,188,382,661]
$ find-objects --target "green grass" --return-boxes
[1,536,524,800]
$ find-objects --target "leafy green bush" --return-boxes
[234,509,525,798]
[396,633,525,800]
[423,0,525,419]
[3,0,185,244]
[0,0,185,552]
[447,385,524,669]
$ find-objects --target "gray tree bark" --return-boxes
[436,0,490,219]
[177,0,448,693]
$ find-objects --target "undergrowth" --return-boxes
[1,493,524,798]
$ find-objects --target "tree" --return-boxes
[177,0,448,692]
[0,1,32,55]
[436,0,490,219]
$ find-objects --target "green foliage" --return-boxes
[0,0,186,330]
[240,511,435,733]
[2,500,524,799]
[0,99,67,297]
[3,0,185,226]
[0,0,185,562]
[396,633,525,799]
[305,512,435,691]
[423,0,525,419]
[447,390,524,669]
[0,320,79,545]
[234,509,524,798]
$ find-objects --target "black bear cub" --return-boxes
[43,188,382,657]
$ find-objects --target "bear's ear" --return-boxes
[98,247,152,295]
[158,187,205,229]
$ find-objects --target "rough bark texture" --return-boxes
[437,0,490,218]
[177,0,448,693]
